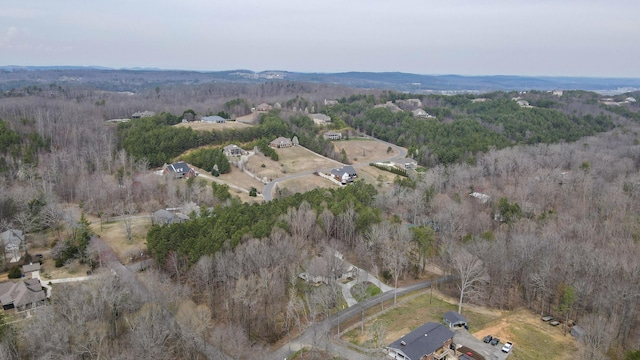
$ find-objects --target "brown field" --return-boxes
[333,139,399,164]
[245,146,341,181]
[356,165,397,189]
[90,215,151,264]
[174,121,253,131]
[278,174,338,194]
[343,290,578,360]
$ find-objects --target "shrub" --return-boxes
[8,266,22,279]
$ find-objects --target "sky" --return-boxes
[1,0,639,77]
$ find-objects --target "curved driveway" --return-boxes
[262,138,408,201]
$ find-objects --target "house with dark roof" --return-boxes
[331,165,357,184]
[443,311,468,328]
[223,144,243,156]
[1,229,23,263]
[0,279,47,312]
[163,162,197,179]
[386,322,454,360]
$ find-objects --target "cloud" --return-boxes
[0,26,19,47]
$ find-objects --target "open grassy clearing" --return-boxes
[342,289,578,359]
[174,121,252,131]
[245,146,340,181]
[333,139,399,164]
[90,216,151,264]
[343,290,499,347]
[278,174,336,194]
[475,309,578,360]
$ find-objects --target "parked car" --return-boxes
[483,335,492,343]
[490,337,500,346]
[549,320,560,326]
[541,315,554,322]
[502,342,513,353]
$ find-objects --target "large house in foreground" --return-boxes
[386,322,454,360]
[0,278,46,312]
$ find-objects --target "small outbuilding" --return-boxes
[443,311,468,328]
[570,325,586,340]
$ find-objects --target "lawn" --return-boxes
[341,290,578,359]
[342,291,497,347]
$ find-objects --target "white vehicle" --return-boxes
[501,342,513,353]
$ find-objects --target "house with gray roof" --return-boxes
[443,311,468,328]
[163,161,196,179]
[223,144,243,156]
[0,279,46,312]
[202,115,226,123]
[1,229,23,263]
[23,263,41,279]
[152,209,190,226]
[310,113,332,124]
[269,137,293,148]
[386,322,454,360]
[331,165,357,184]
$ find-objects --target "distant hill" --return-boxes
[1,66,639,94]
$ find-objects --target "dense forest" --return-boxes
[0,78,639,359]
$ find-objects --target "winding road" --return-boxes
[269,275,455,360]
[262,137,408,201]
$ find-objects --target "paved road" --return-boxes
[262,138,407,201]
[270,275,454,360]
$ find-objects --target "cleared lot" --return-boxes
[333,139,400,164]
[245,146,341,181]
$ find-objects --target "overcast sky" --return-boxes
[2,0,639,77]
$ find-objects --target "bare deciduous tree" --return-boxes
[447,246,490,314]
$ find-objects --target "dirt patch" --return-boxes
[471,309,578,359]
[174,121,253,131]
[333,139,399,164]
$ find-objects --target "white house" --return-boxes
[394,158,418,169]
[202,115,226,123]
[323,131,342,140]
[310,113,332,124]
